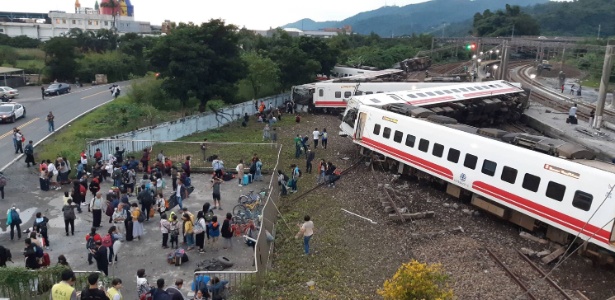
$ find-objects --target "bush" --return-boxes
[378,260,454,300]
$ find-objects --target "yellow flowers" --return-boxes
[377,260,454,300]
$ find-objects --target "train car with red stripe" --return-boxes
[348,103,615,254]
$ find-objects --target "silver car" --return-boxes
[0,86,19,99]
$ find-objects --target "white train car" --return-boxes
[340,80,525,137]
[350,104,615,253]
[331,66,379,78]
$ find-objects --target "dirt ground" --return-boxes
[265,113,614,300]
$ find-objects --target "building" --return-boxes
[0,0,151,41]
[256,27,346,39]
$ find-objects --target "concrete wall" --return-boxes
[87,93,290,158]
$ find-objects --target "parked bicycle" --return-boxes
[237,189,267,204]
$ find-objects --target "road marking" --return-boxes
[0,117,40,139]
[82,89,112,99]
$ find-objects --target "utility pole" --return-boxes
[560,48,566,71]
[500,40,509,80]
[594,45,614,128]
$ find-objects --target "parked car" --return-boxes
[44,83,71,96]
[0,103,26,123]
[0,86,19,99]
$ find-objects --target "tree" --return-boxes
[149,20,246,111]
[472,5,540,37]
[242,51,280,98]
[100,0,120,31]
[43,37,79,81]
[297,36,339,77]
[378,260,454,300]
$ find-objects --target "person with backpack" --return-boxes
[112,203,127,235]
[183,156,192,178]
[254,158,263,182]
[160,212,171,249]
[80,273,110,299]
[112,165,122,188]
[62,198,78,236]
[131,203,144,240]
[194,211,207,254]
[85,227,102,265]
[104,226,120,264]
[289,164,300,193]
[175,179,187,210]
[138,185,154,222]
[151,278,170,300]
[191,273,211,298]
[33,212,51,250]
[208,277,229,300]
[136,269,151,299]
[7,205,21,240]
[71,180,85,214]
[23,238,40,269]
[0,245,12,267]
[169,214,180,249]
[0,171,6,200]
[277,170,288,196]
[182,213,195,251]
[321,128,328,150]
[221,213,234,250]
[156,192,167,217]
[208,216,220,250]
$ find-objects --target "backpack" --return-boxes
[0,174,6,187]
[204,210,214,222]
[112,169,121,180]
[193,219,205,234]
[197,279,208,295]
[41,253,51,267]
[86,236,95,249]
[102,234,113,248]
[139,290,153,300]
[63,206,76,220]
[137,212,145,223]
[10,209,21,225]
[105,203,115,217]
[34,245,44,258]
[184,177,192,187]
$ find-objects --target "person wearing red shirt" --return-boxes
[85,227,102,265]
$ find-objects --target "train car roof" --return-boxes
[332,69,404,82]
[349,80,524,107]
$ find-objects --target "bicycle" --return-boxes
[237,189,267,204]
[233,200,262,223]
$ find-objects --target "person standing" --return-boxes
[91,240,109,276]
[321,128,328,150]
[221,213,234,249]
[236,160,244,186]
[212,176,223,210]
[89,192,104,228]
[14,129,23,154]
[23,238,40,269]
[136,269,151,299]
[7,205,22,240]
[131,203,144,240]
[166,279,186,300]
[312,128,320,149]
[306,149,315,174]
[137,185,153,221]
[0,172,6,200]
[183,213,195,251]
[51,269,78,300]
[47,111,55,132]
[106,278,123,300]
[41,86,45,100]
[24,140,35,167]
[62,198,77,236]
[85,227,102,265]
[194,211,207,254]
[160,212,170,249]
[33,212,51,250]
[80,273,109,299]
[175,180,187,210]
[200,138,208,161]
[295,215,314,255]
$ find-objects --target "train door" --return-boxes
[354,112,368,140]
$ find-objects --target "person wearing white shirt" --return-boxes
[312,128,321,149]
[295,215,314,255]
[47,161,60,190]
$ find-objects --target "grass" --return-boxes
[36,96,180,165]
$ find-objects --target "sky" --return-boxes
[2,0,432,30]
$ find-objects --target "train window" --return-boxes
[451,89,461,93]
[522,173,541,192]
[355,91,363,96]
[417,93,426,97]
[319,90,324,97]
[370,98,381,103]
[572,191,593,211]
[435,91,444,95]
[373,124,381,135]
[366,92,373,95]
[393,131,403,143]
[405,134,415,147]
[501,166,517,184]
[481,160,497,176]
[377,91,384,93]
[546,181,566,201]
[447,148,460,163]
[459,88,468,92]
[444,90,452,94]
[383,127,391,139]
[344,91,352,98]
[388,94,403,101]
[475,86,483,90]
[407,94,417,98]
[432,143,444,157]
[467,87,476,91]
[418,139,429,152]
[335,91,341,98]
[426,92,436,96]
[463,154,478,169]
[494,84,502,88]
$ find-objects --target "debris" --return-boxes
[389,211,435,221]
[452,203,460,209]
[536,249,552,258]
[342,157,350,160]
[520,247,536,256]
[519,231,549,244]
[341,208,378,224]
[541,246,566,264]
[462,209,473,215]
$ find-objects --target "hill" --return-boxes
[282,0,547,36]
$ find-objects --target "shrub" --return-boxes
[377,260,454,300]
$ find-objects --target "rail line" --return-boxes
[515,249,575,300]
[486,247,538,300]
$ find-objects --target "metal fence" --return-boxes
[97,93,289,143]
[193,145,282,299]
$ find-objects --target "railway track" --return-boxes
[486,247,575,300]
[516,65,615,123]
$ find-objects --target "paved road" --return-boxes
[0,83,127,171]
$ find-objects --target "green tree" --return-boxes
[149,20,246,111]
[297,36,339,77]
[100,0,120,31]
[241,51,280,98]
[473,5,540,37]
[43,37,79,81]
[0,46,19,66]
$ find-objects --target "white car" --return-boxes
[0,103,26,123]
[0,86,19,99]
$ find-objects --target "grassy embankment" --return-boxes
[0,47,45,73]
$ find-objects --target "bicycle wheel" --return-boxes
[233,204,249,219]
[238,195,250,204]
[231,215,245,225]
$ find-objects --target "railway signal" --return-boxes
[466,43,477,51]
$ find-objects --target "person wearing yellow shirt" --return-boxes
[106,278,123,300]
[51,269,78,300]
[183,213,194,251]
